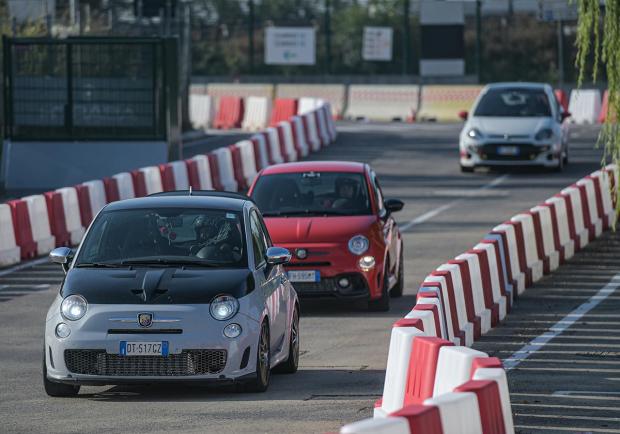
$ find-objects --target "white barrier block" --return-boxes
[544,197,575,261]
[189,94,214,129]
[454,253,492,334]
[324,102,338,141]
[416,296,447,340]
[0,204,21,266]
[55,187,85,245]
[493,224,526,294]
[22,195,56,255]
[290,116,309,157]
[277,121,298,162]
[315,108,331,146]
[433,346,488,397]
[298,97,320,114]
[236,140,258,186]
[242,96,271,131]
[251,134,270,170]
[511,214,544,283]
[591,170,615,227]
[379,327,426,416]
[436,264,474,346]
[405,308,438,338]
[191,155,214,190]
[169,161,190,191]
[424,392,483,434]
[530,206,560,272]
[568,89,601,124]
[340,417,409,434]
[561,187,589,249]
[82,180,107,217]
[577,178,603,237]
[265,127,285,164]
[473,368,515,434]
[112,172,136,200]
[139,166,164,195]
[483,234,515,305]
[213,148,239,192]
[423,275,458,344]
[473,243,507,321]
[303,112,321,152]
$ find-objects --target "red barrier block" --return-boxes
[393,318,425,332]
[44,192,71,247]
[507,220,533,287]
[455,380,506,434]
[159,164,177,192]
[270,98,298,126]
[430,270,464,345]
[481,239,511,312]
[214,96,244,129]
[391,404,443,434]
[207,153,225,191]
[250,137,264,171]
[404,337,453,406]
[131,170,148,198]
[8,199,37,259]
[185,159,202,190]
[75,184,93,227]
[469,248,500,327]
[229,145,248,190]
[470,357,503,378]
[554,89,569,113]
[447,259,482,339]
[103,177,120,203]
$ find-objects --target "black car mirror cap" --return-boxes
[384,198,405,214]
[265,247,292,265]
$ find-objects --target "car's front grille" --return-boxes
[478,143,543,161]
[64,349,227,376]
[294,273,368,297]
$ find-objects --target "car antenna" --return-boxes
[189,186,193,196]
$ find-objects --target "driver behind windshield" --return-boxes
[192,215,243,262]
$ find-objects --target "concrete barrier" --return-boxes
[212,148,239,192]
[112,172,136,200]
[242,96,271,131]
[54,187,85,246]
[423,392,483,434]
[568,89,601,124]
[346,85,418,121]
[418,85,482,122]
[276,84,346,118]
[0,204,21,266]
[22,195,56,256]
[189,94,214,130]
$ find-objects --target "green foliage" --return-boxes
[575,0,620,221]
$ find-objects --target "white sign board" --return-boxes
[362,27,393,61]
[265,27,316,65]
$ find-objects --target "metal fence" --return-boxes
[2,36,179,141]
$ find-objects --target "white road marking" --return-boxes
[504,273,620,371]
[516,425,620,433]
[400,174,509,231]
[553,390,620,397]
[515,413,620,423]
[512,392,620,401]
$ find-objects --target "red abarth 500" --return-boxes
[248,161,404,311]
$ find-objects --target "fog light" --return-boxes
[359,255,376,271]
[55,323,71,339]
[338,277,350,288]
[223,323,242,338]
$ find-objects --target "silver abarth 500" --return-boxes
[43,191,299,396]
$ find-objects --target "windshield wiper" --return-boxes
[74,262,126,268]
[120,258,221,267]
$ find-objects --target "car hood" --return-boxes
[264,215,377,244]
[61,267,253,304]
[470,117,550,136]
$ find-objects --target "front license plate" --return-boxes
[287,270,320,283]
[120,341,169,356]
[497,146,519,156]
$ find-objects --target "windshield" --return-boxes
[474,88,551,117]
[252,172,372,217]
[75,208,247,268]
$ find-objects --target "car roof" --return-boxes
[483,82,550,91]
[103,193,250,212]
[260,161,366,175]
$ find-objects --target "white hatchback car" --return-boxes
[459,83,570,172]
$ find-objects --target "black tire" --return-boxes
[553,153,565,172]
[368,272,390,312]
[563,145,569,165]
[274,306,299,374]
[244,321,271,392]
[43,348,79,397]
[460,164,474,173]
[390,249,404,299]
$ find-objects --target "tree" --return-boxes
[575,0,619,220]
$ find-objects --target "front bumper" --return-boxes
[45,301,261,385]
[460,141,562,168]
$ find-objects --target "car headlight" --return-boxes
[535,128,554,141]
[467,128,483,139]
[348,235,369,256]
[60,294,88,321]
[359,256,376,271]
[210,295,239,321]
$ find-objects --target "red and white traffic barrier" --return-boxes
[0,204,21,266]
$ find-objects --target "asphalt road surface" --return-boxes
[1,122,614,434]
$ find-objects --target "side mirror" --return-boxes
[458,110,469,121]
[561,111,571,121]
[265,247,291,265]
[384,198,404,214]
[49,247,74,273]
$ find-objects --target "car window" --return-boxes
[250,210,268,268]
[251,172,372,217]
[474,88,552,117]
[371,171,385,215]
[74,208,247,267]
